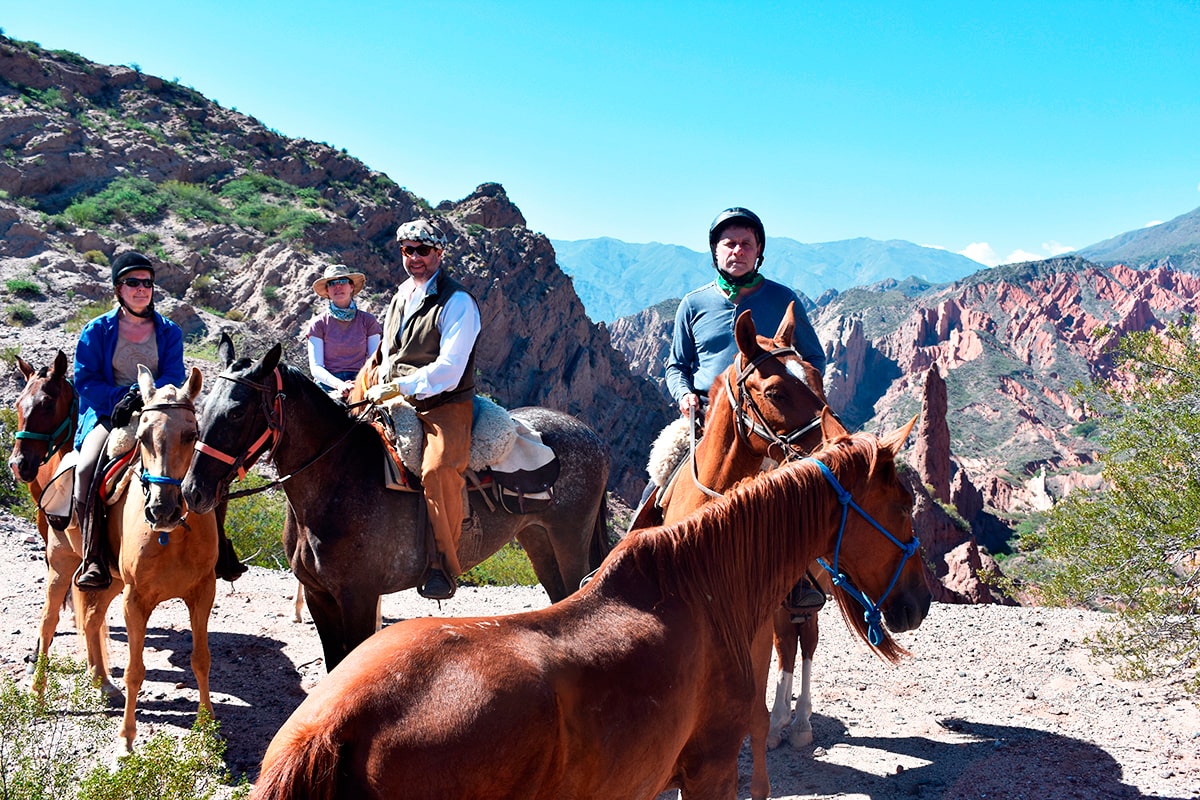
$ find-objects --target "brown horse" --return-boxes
[8,352,123,697]
[634,304,853,799]
[182,335,611,671]
[75,365,220,751]
[249,412,926,800]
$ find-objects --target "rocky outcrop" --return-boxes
[608,299,677,401]
[0,36,670,503]
[911,366,950,502]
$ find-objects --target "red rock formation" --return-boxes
[912,366,951,502]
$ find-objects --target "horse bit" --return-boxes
[806,457,921,647]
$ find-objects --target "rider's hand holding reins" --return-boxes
[366,380,402,404]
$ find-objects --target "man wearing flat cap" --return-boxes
[365,219,480,600]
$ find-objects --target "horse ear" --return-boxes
[819,407,848,443]
[52,350,68,378]
[260,343,283,374]
[137,364,156,400]
[734,310,763,359]
[881,414,919,455]
[16,355,34,380]
[217,332,236,368]
[773,301,796,347]
[184,366,204,400]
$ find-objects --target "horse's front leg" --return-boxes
[119,592,152,752]
[791,614,820,749]
[768,606,799,749]
[32,527,81,687]
[72,581,123,701]
[748,622,774,800]
[185,579,217,716]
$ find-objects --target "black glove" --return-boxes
[111,385,143,427]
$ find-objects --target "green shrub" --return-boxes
[160,180,225,223]
[81,250,109,266]
[0,655,108,800]
[66,300,113,334]
[222,474,288,569]
[131,231,160,250]
[5,278,42,298]
[261,285,279,304]
[59,176,167,227]
[7,302,36,326]
[460,541,539,587]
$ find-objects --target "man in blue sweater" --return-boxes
[665,207,828,610]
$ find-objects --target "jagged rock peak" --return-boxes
[445,182,526,230]
[912,365,951,502]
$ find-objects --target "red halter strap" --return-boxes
[194,367,285,481]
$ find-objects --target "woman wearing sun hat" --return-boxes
[304,264,382,397]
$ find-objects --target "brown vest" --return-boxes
[380,272,477,411]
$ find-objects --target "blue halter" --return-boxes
[806,457,921,647]
[136,401,195,544]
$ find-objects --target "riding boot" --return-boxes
[74,492,112,590]
[213,500,248,582]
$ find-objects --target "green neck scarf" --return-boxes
[715,270,763,299]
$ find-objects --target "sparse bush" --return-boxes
[222,474,288,569]
[131,231,160,250]
[0,407,39,521]
[161,180,224,223]
[81,250,108,266]
[224,309,245,322]
[5,278,42,299]
[261,285,280,305]
[66,300,113,334]
[7,302,36,326]
[460,542,539,587]
[59,176,167,227]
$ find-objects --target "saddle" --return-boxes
[373,395,560,514]
[37,421,140,522]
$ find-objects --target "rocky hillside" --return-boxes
[0,35,671,502]
[612,256,1200,551]
[1077,204,1200,270]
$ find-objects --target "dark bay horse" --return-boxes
[8,352,122,696]
[250,412,927,800]
[181,336,611,670]
[76,366,220,751]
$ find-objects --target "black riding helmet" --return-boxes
[709,207,765,270]
[111,251,155,285]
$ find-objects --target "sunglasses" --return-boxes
[120,277,155,289]
[325,278,352,287]
[401,244,437,257]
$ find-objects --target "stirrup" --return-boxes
[74,561,112,591]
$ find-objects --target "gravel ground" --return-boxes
[1,509,1197,799]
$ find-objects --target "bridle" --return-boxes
[806,457,921,647]
[193,368,286,494]
[725,346,823,456]
[688,346,825,499]
[192,366,370,500]
[135,398,198,539]
[15,383,79,467]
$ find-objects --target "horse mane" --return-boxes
[624,432,907,668]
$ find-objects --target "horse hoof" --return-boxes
[766,730,785,750]
[789,728,814,749]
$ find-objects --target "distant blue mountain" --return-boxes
[1075,205,1200,270]
[550,236,986,322]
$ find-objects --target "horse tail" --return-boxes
[252,721,341,800]
[588,495,612,568]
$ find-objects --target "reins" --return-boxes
[806,457,921,647]
[194,367,374,500]
[15,384,78,466]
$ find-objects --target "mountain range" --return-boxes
[550,235,986,322]
[1075,204,1200,269]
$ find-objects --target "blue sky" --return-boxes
[5,2,1199,266]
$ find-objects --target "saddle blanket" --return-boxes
[377,396,558,496]
[37,420,140,520]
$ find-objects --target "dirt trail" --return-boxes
[1,510,1197,799]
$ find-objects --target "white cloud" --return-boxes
[1041,241,1075,256]
[1144,220,1163,228]
[958,242,998,266]
[1005,249,1046,263]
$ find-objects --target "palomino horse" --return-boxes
[249,412,927,800]
[634,304,859,799]
[8,352,123,697]
[75,365,220,751]
[181,335,611,670]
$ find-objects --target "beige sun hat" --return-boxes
[312,264,366,298]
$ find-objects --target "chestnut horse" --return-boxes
[181,335,611,670]
[633,304,856,799]
[250,412,927,800]
[8,352,123,697]
[75,365,220,751]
